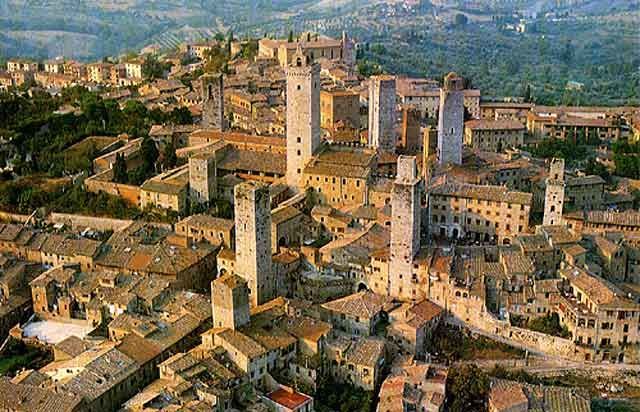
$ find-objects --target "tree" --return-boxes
[113,153,128,183]
[163,141,177,170]
[523,84,532,103]
[288,30,294,43]
[446,365,489,412]
[455,13,468,26]
[140,137,159,176]
[142,54,168,81]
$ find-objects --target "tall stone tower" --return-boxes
[189,153,217,205]
[286,45,321,188]
[437,72,464,165]
[211,273,250,330]
[543,158,565,226]
[200,73,225,131]
[389,156,422,300]
[234,181,273,307]
[341,31,355,67]
[368,75,397,151]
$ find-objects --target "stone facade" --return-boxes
[286,46,321,188]
[464,119,526,152]
[368,75,397,151]
[389,156,422,300]
[189,153,217,205]
[437,73,464,165]
[543,158,565,226]
[234,181,274,306]
[212,273,250,330]
[200,73,225,131]
[320,89,360,131]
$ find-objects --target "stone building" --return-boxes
[325,336,386,391]
[320,89,360,131]
[200,73,225,131]
[400,106,422,152]
[437,73,464,165]
[234,181,274,307]
[189,152,217,205]
[140,165,190,213]
[543,158,565,226]
[464,119,526,152]
[259,33,346,68]
[212,273,250,330]
[389,156,422,300]
[429,181,532,244]
[368,75,397,151]
[302,145,376,208]
[175,214,234,248]
[286,45,321,188]
[558,265,640,363]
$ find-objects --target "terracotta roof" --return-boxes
[267,388,312,409]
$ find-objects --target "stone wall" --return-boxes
[84,170,141,207]
[47,213,133,232]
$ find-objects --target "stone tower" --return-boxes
[341,31,355,67]
[437,72,464,165]
[189,153,217,205]
[211,273,250,330]
[286,44,321,188]
[200,73,225,131]
[543,158,565,226]
[368,75,397,151]
[234,181,273,307]
[389,156,422,300]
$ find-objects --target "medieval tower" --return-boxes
[211,273,250,330]
[286,44,321,188]
[341,31,355,67]
[543,158,565,226]
[368,75,397,151]
[200,73,225,131]
[234,181,274,307]
[437,72,464,165]
[389,156,422,300]
[189,153,217,205]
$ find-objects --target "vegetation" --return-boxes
[510,313,572,339]
[527,138,589,164]
[445,364,490,412]
[315,375,373,412]
[431,323,524,363]
[0,341,51,376]
[142,55,171,80]
[0,87,190,178]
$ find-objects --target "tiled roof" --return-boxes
[322,291,391,320]
[465,119,525,130]
[0,378,84,412]
[431,181,532,205]
[344,337,385,366]
[178,214,234,231]
[218,149,286,175]
[217,329,266,359]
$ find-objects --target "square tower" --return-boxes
[200,73,225,131]
[543,158,565,226]
[389,156,422,300]
[368,75,397,151]
[234,181,273,306]
[286,45,321,188]
[189,153,217,205]
[212,273,250,330]
[437,72,464,165]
